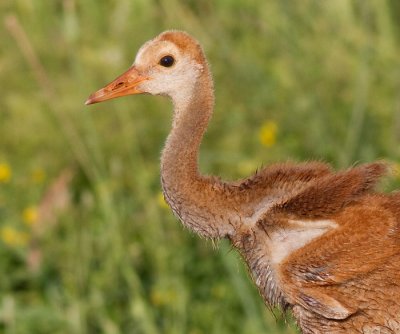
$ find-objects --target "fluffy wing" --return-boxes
[270,162,388,219]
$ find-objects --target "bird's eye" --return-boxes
[159,55,175,67]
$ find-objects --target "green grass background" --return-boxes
[1,1,400,333]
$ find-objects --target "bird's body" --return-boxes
[87,31,400,333]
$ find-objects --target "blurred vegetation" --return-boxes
[1,0,400,333]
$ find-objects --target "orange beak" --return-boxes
[85,66,149,105]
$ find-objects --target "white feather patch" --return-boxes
[268,219,338,264]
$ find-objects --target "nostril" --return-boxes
[113,82,124,90]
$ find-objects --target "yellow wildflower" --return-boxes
[1,226,29,247]
[22,206,38,227]
[31,168,46,184]
[258,121,278,147]
[157,192,169,209]
[0,163,12,183]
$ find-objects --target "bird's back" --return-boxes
[230,161,400,333]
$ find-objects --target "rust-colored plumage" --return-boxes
[86,31,400,333]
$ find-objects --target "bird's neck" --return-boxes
[161,69,214,186]
[160,68,236,238]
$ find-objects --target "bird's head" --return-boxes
[85,31,208,105]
